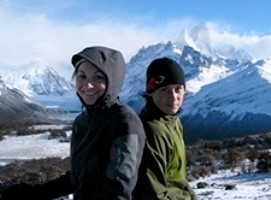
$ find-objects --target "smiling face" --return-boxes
[75,61,107,106]
[149,84,185,115]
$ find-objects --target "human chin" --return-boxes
[84,98,96,105]
[165,107,179,115]
[81,93,100,105]
[171,108,179,114]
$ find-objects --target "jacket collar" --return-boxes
[141,99,180,121]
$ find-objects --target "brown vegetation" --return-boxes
[0,157,70,193]
[0,118,72,194]
[0,118,72,140]
[186,132,271,180]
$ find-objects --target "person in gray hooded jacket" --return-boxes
[1,46,146,200]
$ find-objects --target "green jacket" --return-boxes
[133,101,196,200]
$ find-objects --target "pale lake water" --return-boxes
[48,112,80,121]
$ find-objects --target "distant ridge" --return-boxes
[0,77,49,122]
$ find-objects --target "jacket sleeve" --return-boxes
[93,112,146,200]
[144,125,174,199]
[35,171,74,199]
[1,171,74,200]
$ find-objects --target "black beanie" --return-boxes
[146,57,185,93]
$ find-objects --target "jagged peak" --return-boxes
[0,62,74,96]
[175,23,253,61]
[190,22,210,42]
[176,22,211,53]
[130,41,177,62]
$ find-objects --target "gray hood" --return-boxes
[72,46,125,108]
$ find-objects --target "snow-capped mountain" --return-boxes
[0,63,81,112]
[176,22,253,61]
[0,63,74,96]
[120,42,271,144]
[0,76,48,121]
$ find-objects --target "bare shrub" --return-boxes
[191,166,210,178]
[0,157,70,187]
[0,119,38,139]
[49,129,67,139]
[257,151,271,172]
[0,119,35,131]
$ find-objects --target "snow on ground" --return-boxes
[0,127,271,199]
[191,171,271,199]
[32,124,70,130]
[0,132,70,166]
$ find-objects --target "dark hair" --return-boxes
[71,59,87,80]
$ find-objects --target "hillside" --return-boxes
[0,76,50,122]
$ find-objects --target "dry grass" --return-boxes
[0,157,70,193]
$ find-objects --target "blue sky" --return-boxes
[7,0,270,35]
[1,0,271,76]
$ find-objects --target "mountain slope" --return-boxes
[182,59,271,143]
[0,63,74,96]
[0,76,49,121]
[0,63,81,112]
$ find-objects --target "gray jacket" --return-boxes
[70,47,146,200]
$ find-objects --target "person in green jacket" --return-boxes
[133,57,196,200]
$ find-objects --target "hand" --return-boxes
[1,183,39,200]
[1,172,73,200]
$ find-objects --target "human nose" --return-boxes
[168,90,177,100]
[84,79,95,88]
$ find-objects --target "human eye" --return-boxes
[94,72,106,80]
[175,86,185,93]
[76,73,86,81]
[158,87,168,93]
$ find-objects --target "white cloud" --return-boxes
[0,5,271,79]
[0,8,161,69]
[190,22,271,60]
